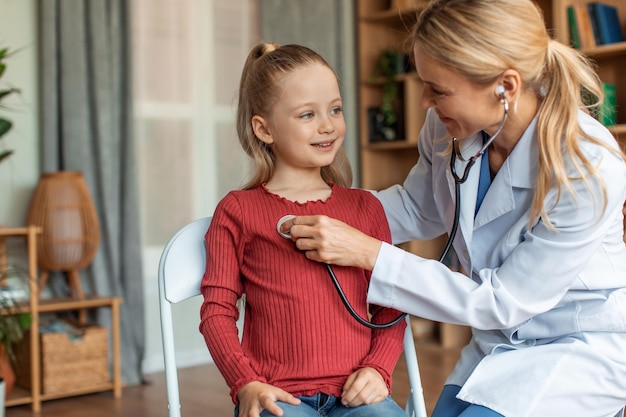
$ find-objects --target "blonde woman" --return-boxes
[283,1,626,416]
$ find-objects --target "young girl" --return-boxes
[199,43,407,417]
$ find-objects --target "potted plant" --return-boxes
[0,47,20,164]
[0,263,31,402]
[369,48,410,141]
[0,46,29,407]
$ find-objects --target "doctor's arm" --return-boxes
[282,214,383,270]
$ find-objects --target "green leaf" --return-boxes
[0,88,18,102]
[0,48,7,60]
[18,313,31,330]
[0,118,12,138]
[0,150,13,163]
[0,63,5,78]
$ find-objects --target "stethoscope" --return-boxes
[441,85,509,260]
[276,87,509,330]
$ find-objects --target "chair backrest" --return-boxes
[159,216,212,304]
[158,216,212,417]
[158,216,426,417]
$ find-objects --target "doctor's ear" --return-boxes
[496,70,521,100]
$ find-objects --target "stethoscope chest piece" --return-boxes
[276,214,296,239]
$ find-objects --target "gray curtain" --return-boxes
[259,0,360,185]
[38,0,144,385]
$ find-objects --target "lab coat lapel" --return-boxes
[474,118,539,228]
[473,163,514,228]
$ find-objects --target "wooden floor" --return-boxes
[5,340,462,417]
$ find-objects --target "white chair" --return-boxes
[158,216,427,417]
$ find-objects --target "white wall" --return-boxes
[0,0,39,227]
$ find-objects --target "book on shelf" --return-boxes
[568,2,624,48]
[574,4,596,49]
[567,5,581,49]
[587,4,603,47]
[597,82,617,127]
[589,2,624,45]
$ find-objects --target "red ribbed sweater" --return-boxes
[199,184,406,404]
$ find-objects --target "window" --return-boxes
[132,0,259,371]
[133,0,258,246]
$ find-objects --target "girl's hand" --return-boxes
[341,367,389,407]
[281,215,382,270]
[237,381,301,417]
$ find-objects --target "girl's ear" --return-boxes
[251,115,273,145]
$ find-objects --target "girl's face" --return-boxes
[255,63,345,176]
[414,44,503,140]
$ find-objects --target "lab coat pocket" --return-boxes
[577,289,626,332]
[515,304,578,340]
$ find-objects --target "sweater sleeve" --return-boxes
[357,193,407,389]
[198,194,267,404]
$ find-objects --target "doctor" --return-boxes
[282,0,626,416]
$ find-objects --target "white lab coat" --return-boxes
[370,108,626,417]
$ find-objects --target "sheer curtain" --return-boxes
[132,0,259,372]
[38,0,144,386]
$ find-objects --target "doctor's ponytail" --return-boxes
[412,0,625,228]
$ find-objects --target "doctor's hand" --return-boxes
[280,215,382,271]
[341,367,389,407]
[237,381,301,417]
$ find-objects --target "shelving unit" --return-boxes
[356,0,457,346]
[356,0,625,190]
[357,1,425,191]
[356,0,448,255]
[355,0,626,346]
[0,225,122,412]
[550,0,626,143]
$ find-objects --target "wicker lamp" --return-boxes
[26,171,100,300]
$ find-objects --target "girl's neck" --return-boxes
[265,174,332,203]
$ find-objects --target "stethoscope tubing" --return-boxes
[325,263,407,329]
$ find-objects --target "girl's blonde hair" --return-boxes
[413,0,624,226]
[236,43,352,189]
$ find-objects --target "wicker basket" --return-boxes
[13,324,109,394]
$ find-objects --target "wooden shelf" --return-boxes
[582,41,626,58]
[0,226,122,411]
[364,140,418,151]
[27,295,121,313]
[552,0,626,131]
